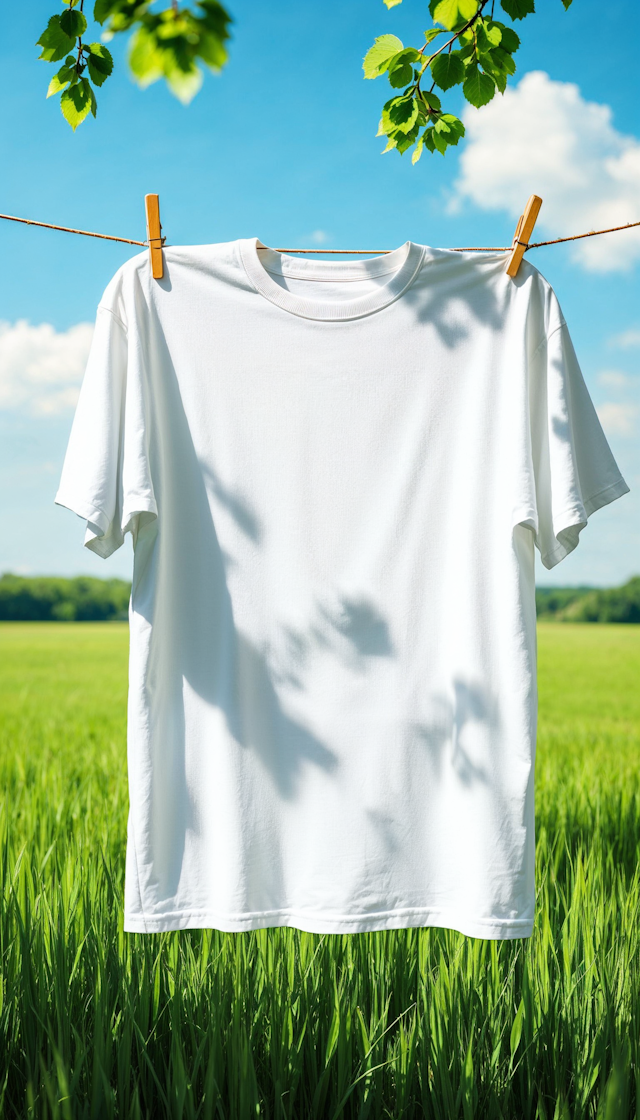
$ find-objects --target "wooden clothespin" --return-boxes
[506,195,542,277]
[145,193,164,280]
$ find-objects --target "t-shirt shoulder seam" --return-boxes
[97,303,128,335]
[529,318,566,362]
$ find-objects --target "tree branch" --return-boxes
[418,0,490,65]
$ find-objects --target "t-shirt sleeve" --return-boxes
[55,279,157,559]
[524,295,630,570]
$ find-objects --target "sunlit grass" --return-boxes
[1,621,639,1118]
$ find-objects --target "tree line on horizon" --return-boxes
[0,573,639,624]
[535,577,640,623]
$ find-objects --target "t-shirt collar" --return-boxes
[239,236,427,321]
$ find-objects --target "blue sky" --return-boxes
[0,0,638,587]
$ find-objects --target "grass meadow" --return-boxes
[1,621,639,1119]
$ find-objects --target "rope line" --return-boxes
[0,212,146,247]
[0,210,639,254]
[527,220,640,249]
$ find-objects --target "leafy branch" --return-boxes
[37,0,233,130]
[363,0,573,164]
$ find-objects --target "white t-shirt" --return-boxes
[56,238,630,939]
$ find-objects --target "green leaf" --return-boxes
[430,51,465,90]
[164,62,203,105]
[60,80,92,130]
[129,20,205,105]
[385,95,419,133]
[362,34,404,79]
[423,128,436,152]
[390,47,422,64]
[442,112,464,133]
[493,22,520,51]
[483,20,503,45]
[457,31,477,61]
[424,27,444,43]
[561,0,573,7]
[395,125,419,153]
[381,135,398,153]
[93,0,113,24]
[500,0,535,19]
[439,112,465,142]
[196,28,229,73]
[387,47,421,88]
[493,46,516,74]
[383,0,403,7]
[510,999,525,1062]
[431,126,448,154]
[46,65,75,97]
[411,135,424,164]
[431,0,478,31]
[388,62,413,88]
[60,8,88,38]
[476,21,498,54]
[86,78,98,117]
[86,42,113,86]
[128,26,163,87]
[37,15,77,63]
[418,89,442,112]
[462,66,496,106]
[478,44,515,91]
[484,59,508,93]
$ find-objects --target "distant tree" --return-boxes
[558,577,640,623]
[0,574,131,621]
[3,573,638,624]
[535,585,595,619]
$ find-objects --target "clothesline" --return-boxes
[0,209,639,254]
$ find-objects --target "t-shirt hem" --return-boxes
[540,475,630,570]
[123,906,533,940]
[581,476,630,518]
[54,488,158,558]
[54,490,111,536]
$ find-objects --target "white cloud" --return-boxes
[596,402,638,437]
[597,369,635,388]
[451,71,640,272]
[0,320,93,415]
[292,230,332,248]
[609,328,640,349]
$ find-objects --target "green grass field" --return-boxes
[1,622,639,1119]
